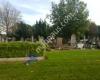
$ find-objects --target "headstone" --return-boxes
[56,37,63,49]
[31,36,34,42]
[71,34,76,48]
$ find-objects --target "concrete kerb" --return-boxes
[0,56,45,62]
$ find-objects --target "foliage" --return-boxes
[0,41,45,58]
[14,21,32,40]
[50,0,89,39]
[84,22,99,43]
[34,37,49,55]
[97,26,100,37]
[88,22,97,37]
[32,19,50,40]
[0,1,20,37]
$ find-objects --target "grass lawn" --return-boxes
[0,50,100,80]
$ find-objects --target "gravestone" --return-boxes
[56,37,63,49]
[31,36,34,42]
[71,34,76,48]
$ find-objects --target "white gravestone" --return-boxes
[71,34,76,48]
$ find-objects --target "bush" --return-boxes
[35,38,48,55]
[0,41,47,58]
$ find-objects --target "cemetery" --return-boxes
[0,0,100,80]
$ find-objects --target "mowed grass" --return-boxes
[0,50,100,80]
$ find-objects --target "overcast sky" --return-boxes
[0,0,100,25]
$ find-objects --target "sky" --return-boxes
[0,0,100,25]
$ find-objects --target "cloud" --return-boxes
[22,13,46,25]
[81,0,100,25]
[7,0,52,25]
[0,0,100,25]
[0,0,59,25]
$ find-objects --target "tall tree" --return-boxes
[86,22,98,43]
[32,19,50,40]
[0,1,20,41]
[88,22,97,37]
[97,26,100,38]
[50,0,89,40]
[14,21,32,41]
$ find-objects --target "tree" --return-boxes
[32,19,50,40]
[88,22,97,37]
[0,1,20,41]
[14,21,32,41]
[97,26,100,38]
[50,0,89,41]
[86,22,99,43]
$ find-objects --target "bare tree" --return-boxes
[0,1,21,41]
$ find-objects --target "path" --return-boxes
[0,57,44,62]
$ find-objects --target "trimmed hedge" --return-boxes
[0,41,44,58]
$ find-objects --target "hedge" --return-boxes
[0,41,44,58]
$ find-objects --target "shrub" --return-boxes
[0,41,47,58]
[34,37,48,56]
